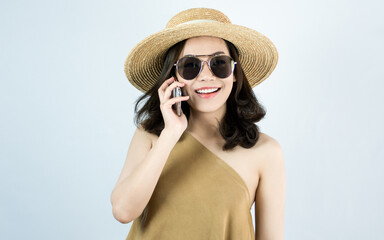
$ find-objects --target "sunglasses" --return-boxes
[174,54,237,80]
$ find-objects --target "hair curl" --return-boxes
[134,39,266,150]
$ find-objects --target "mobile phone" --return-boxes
[171,80,182,117]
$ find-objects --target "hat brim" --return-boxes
[124,22,278,93]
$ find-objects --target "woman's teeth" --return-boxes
[196,88,219,94]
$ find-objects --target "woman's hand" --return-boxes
[158,76,190,137]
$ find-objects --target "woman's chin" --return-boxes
[189,104,226,116]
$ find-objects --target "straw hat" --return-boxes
[124,8,278,93]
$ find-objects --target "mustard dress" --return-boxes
[126,131,255,239]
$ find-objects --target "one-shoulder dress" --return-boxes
[126,131,255,240]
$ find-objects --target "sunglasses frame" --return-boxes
[174,54,237,80]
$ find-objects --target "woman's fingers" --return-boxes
[157,77,190,127]
[158,77,185,103]
[164,82,185,100]
[157,77,189,133]
[160,95,189,125]
[158,77,176,97]
[164,95,189,108]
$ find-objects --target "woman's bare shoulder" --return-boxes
[135,124,159,147]
[257,132,285,169]
[258,132,281,147]
[238,132,282,161]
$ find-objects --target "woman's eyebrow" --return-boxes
[210,51,225,56]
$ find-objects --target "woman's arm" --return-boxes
[255,136,286,240]
[110,125,181,224]
[111,77,188,224]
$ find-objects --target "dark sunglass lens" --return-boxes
[211,56,234,78]
[177,57,201,80]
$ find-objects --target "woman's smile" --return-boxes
[194,87,221,98]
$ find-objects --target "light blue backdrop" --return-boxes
[1,0,383,239]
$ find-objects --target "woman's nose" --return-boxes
[197,61,214,81]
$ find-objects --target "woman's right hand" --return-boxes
[158,76,190,137]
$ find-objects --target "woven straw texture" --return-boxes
[124,8,278,93]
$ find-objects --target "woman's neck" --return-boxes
[186,107,226,140]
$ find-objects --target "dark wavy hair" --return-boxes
[134,39,266,150]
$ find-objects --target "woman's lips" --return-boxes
[195,88,221,99]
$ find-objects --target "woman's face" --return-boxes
[175,36,236,115]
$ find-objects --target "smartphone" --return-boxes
[171,80,182,117]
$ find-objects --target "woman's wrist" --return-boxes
[160,127,184,143]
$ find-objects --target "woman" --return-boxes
[111,8,286,240]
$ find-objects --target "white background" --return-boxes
[1,0,383,239]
